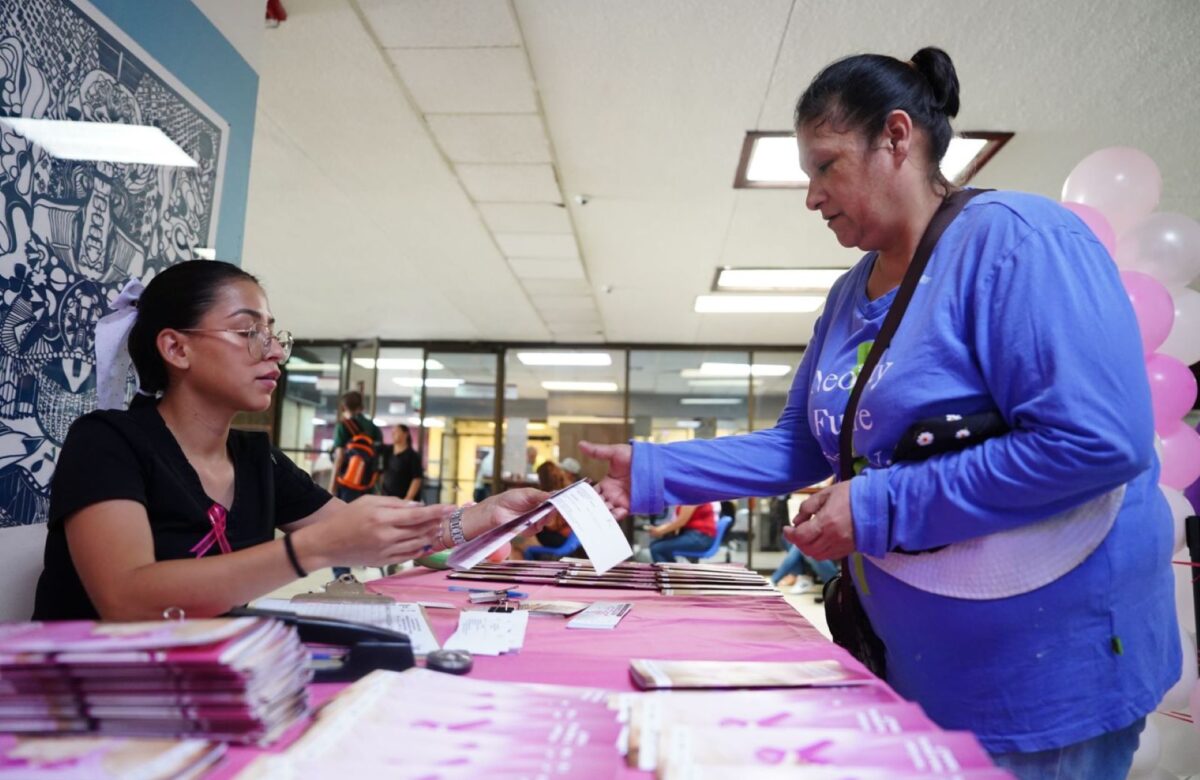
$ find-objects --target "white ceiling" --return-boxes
[241,0,1200,346]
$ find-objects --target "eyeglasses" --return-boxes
[178,322,294,362]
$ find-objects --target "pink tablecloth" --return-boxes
[211,567,874,778]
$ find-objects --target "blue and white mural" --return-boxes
[0,0,228,526]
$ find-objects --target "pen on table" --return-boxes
[448,586,528,598]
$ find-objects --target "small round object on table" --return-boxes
[425,649,473,675]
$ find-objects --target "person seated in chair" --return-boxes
[647,503,716,563]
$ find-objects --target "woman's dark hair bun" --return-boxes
[909,47,960,119]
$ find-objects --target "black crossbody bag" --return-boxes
[821,188,991,678]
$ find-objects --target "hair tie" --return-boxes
[94,277,145,410]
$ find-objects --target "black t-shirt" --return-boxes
[380,447,424,498]
[32,405,332,621]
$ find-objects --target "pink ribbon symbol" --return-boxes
[191,503,232,557]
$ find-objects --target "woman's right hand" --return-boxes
[295,496,452,568]
[579,441,632,520]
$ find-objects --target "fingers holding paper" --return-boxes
[784,481,856,561]
[579,441,632,520]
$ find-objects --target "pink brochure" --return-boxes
[661,726,995,773]
[659,767,1015,780]
[0,619,258,654]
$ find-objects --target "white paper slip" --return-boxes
[566,601,632,630]
[443,610,529,656]
[547,483,633,575]
[250,598,441,656]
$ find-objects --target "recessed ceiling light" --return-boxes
[694,295,825,314]
[715,267,845,292]
[517,352,612,366]
[0,117,197,167]
[353,358,444,370]
[734,131,1012,188]
[681,362,793,378]
[676,420,702,429]
[541,381,619,392]
[393,377,463,388]
[680,397,743,405]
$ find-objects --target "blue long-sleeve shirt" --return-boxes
[631,191,1179,752]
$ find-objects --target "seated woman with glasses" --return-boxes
[32,260,547,621]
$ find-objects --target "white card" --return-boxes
[446,504,556,570]
[547,482,633,575]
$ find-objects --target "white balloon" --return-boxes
[1163,486,1194,555]
[1175,563,1196,637]
[1159,287,1200,367]
[1129,716,1162,777]
[1159,629,1197,711]
[1191,681,1200,736]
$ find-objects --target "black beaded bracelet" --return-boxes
[282,534,307,578]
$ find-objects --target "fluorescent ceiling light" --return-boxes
[353,358,444,370]
[393,377,463,388]
[286,360,340,372]
[311,418,327,426]
[734,131,1012,188]
[680,397,743,405]
[682,362,792,378]
[716,268,844,292]
[676,420,702,429]
[541,381,619,392]
[694,295,824,314]
[0,117,196,167]
[406,416,445,428]
[517,352,612,367]
[286,374,318,384]
[687,379,753,388]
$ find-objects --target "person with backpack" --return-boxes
[328,391,383,502]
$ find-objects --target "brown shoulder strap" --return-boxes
[836,189,990,482]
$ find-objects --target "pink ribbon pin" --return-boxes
[191,503,232,558]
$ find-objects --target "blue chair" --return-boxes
[523,532,582,560]
[683,515,735,563]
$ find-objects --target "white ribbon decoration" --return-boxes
[94,277,145,410]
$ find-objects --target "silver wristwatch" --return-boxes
[449,506,468,546]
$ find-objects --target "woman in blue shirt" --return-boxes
[583,47,1178,779]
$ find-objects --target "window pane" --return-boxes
[279,345,343,481]
[628,349,750,566]
[424,352,499,506]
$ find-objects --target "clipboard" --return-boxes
[290,574,394,604]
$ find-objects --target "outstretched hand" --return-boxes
[579,441,632,520]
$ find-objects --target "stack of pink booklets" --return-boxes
[0,617,310,745]
[616,661,1015,779]
[237,667,626,779]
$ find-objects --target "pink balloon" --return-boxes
[1146,353,1199,433]
[1062,147,1161,237]
[1062,201,1117,257]
[1159,421,1200,490]
[1115,211,1200,289]
[1121,271,1176,353]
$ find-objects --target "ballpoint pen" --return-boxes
[447,586,528,599]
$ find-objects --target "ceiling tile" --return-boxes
[519,278,593,296]
[494,232,579,258]
[427,114,550,164]
[457,164,561,202]
[358,0,520,47]
[509,257,585,280]
[532,294,596,314]
[479,203,572,233]
[388,48,536,113]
